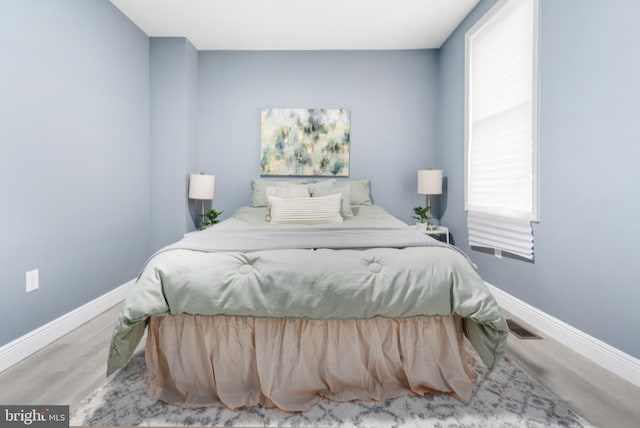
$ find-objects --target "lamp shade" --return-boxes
[418,169,442,195]
[189,174,215,200]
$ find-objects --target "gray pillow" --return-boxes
[250,178,307,207]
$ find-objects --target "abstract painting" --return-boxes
[260,108,350,176]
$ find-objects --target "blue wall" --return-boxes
[149,38,199,251]
[195,51,440,224]
[4,0,638,363]
[439,0,640,358]
[0,0,150,345]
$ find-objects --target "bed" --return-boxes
[107,179,508,412]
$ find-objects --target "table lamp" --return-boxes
[189,172,215,229]
[418,169,442,231]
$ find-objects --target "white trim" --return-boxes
[487,282,640,388]
[532,0,541,223]
[0,280,134,373]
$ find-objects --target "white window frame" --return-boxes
[464,0,540,259]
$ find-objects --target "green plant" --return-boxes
[412,206,430,224]
[201,209,223,228]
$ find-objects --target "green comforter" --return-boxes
[107,225,508,376]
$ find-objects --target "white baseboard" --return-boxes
[0,280,134,373]
[487,282,640,388]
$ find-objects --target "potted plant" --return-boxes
[200,209,223,228]
[412,206,430,231]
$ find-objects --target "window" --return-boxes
[465,0,539,260]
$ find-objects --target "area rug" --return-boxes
[71,351,593,427]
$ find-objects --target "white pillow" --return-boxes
[265,184,310,199]
[307,179,336,193]
[308,183,354,219]
[250,179,307,207]
[265,185,310,221]
[309,178,371,206]
[269,194,343,225]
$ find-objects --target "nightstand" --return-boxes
[424,226,449,244]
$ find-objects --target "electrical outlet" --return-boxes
[26,269,39,293]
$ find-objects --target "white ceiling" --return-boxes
[109,0,480,50]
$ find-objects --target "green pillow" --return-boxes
[335,179,371,206]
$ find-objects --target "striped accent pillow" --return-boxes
[268,194,343,225]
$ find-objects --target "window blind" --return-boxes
[467,212,533,260]
[465,0,538,260]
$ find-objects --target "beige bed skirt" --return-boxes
[145,315,477,411]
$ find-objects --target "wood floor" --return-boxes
[1,304,639,428]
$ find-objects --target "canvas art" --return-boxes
[260,108,350,176]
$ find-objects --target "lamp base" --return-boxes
[426,223,438,231]
[199,200,206,230]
